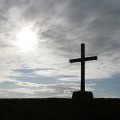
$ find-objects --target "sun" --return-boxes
[16,26,38,52]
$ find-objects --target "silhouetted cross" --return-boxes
[69,43,98,92]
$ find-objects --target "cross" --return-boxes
[69,43,98,92]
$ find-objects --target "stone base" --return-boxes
[72,91,93,100]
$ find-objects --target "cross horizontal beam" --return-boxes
[69,56,97,63]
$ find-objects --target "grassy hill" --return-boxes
[0,98,120,120]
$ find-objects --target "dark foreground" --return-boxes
[0,98,120,120]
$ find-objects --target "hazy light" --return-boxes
[16,26,38,52]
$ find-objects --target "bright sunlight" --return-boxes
[16,26,38,52]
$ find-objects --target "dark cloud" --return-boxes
[37,0,120,57]
[62,0,120,53]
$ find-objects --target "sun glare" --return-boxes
[16,26,38,52]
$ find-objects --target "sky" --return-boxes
[0,0,120,98]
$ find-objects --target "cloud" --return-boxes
[38,0,120,79]
[0,0,119,97]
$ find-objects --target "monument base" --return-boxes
[72,91,93,101]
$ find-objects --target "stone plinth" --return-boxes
[72,91,93,100]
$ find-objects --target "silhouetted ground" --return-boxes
[0,98,120,120]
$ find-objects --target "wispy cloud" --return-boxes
[0,0,120,97]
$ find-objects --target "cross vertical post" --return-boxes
[81,43,85,92]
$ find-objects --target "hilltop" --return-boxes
[0,98,120,120]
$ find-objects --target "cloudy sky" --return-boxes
[0,0,120,98]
